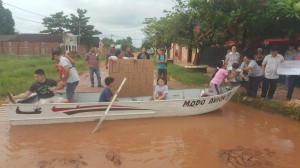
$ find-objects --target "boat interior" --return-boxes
[15,87,233,104]
[15,89,205,104]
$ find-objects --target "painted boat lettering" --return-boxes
[182,92,232,107]
[208,95,226,104]
[183,100,206,107]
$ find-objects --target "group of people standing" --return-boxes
[93,45,155,102]
[206,44,299,101]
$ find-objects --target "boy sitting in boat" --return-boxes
[12,69,64,103]
[153,77,168,100]
[99,77,115,102]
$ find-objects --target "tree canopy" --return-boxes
[101,37,114,48]
[142,0,300,64]
[41,9,101,47]
[115,37,135,51]
[0,0,15,34]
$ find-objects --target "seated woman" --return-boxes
[153,77,168,100]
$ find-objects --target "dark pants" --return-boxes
[261,77,278,99]
[247,76,262,98]
[158,69,167,84]
[89,67,101,86]
[287,75,300,100]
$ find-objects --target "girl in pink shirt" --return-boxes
[203,60,235,96]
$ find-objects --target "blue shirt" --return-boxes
[99,87,113,102]
[156,55,167,69]
[287,52,300,60]
[248,60,263,77]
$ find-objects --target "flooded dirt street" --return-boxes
[1,63,300,168]
[1,102,300,168]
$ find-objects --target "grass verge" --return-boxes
[231,92,300,121]
[0,55,87,97]
[166,63,211,85]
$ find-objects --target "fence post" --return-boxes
[0,41,4,55]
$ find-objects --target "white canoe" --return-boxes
[3,87,239,125]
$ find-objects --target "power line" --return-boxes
[102,34,143,41]
[3,1,47,17]
[13,16,43,24]
[99,28,143,33]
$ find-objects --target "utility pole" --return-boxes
[110,34,113,40]
[78,26,81,45]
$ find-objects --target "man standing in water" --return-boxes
[85,47,102,87]
[52,50,80,103]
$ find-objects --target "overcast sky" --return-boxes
[3,0,175,47]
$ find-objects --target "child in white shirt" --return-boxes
[153,77,168,100]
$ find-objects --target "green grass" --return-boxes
[151,56,210,85]
[167,63,210,85]
[231,93,300,121]
[0,55,87,97]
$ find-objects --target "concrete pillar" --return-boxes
[9,42,12,55]
[41,42,45,55]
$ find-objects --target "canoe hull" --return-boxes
[3,87,238,125]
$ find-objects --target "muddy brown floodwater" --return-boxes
[1,102,300,168]
[1,65,300,168]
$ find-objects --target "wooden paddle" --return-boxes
[92,78,127,134]
[7,92,16,104]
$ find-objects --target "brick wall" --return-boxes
[0,42,88,56]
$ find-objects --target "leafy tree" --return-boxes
[0,0,15,34]
[67,9,101,46]
[101,37,114,48]
[40,11,68,34]
[41,8,101,47]
[115,37,135,51]
[142,15,174,56]
[126,37,132,44]
[141,38,153,49]
[142,0,300,64]
[189,0,269,52]
[267,0,300,38]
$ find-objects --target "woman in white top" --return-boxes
[225,46,240,70]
